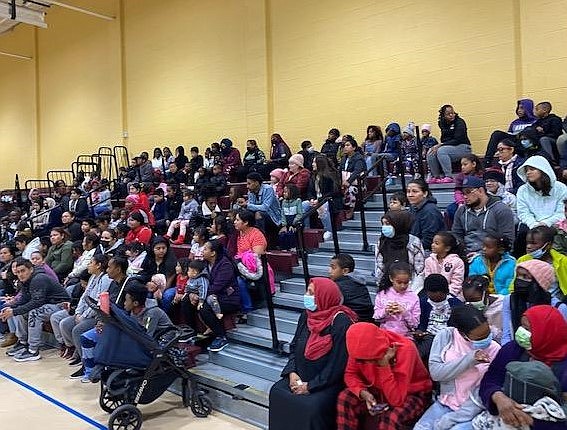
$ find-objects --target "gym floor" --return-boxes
[0,348,255,429]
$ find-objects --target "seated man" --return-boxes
[242,172,282,247]
[452,176,515,253]
[328,253,373,322]
[531,101,564,162]
[0,258,69,362]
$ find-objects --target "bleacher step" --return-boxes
[226,325,293,353]
[307,252,376,271]
[208,343,288,382]
[246,308,301,335]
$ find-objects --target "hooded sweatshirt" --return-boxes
[409,195,445,250]
[452,195,516,253]
[382,123,401,155]
[344,323,432,405]
[508,99,537,135]
[516,155,567,228]
[334,271,374,322]
[12,267,70,316]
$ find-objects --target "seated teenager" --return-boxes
[328,253,373,322]
[44,227,74,282]
[478,305,567,430]
[413,274,462,364]
[462,275,504,344]
[269,277,357,430]
[336,322,432,430]
[414,305,501,430]
[530,101,564,162]
[502,259,567,345]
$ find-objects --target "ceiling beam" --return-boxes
[0,1,47,28]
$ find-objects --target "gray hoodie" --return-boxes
[452,194,515,253]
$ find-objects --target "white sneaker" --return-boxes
[323,231,333,241]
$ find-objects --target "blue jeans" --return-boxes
[237,277,254,313]
[414,400,474,430]
[80,328,98,378]
[160,287,177,314]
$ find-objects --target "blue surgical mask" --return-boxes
[303,294,317,311]
[381,225,395,238]
[520,139,532,149]
[471,332,493,350]
[529,243,548,259]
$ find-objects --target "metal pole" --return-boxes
[296,224,311,289]
[329,199,340,255]
[415,125,424,178]
[261,254,280,353]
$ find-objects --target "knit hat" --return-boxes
[421,124,432,132]
[288,153,304,168]
[483,168,505,185]
[220,138,233,148]
[402,125,415,137]
[270,168,286,181]
[517,260,556,291]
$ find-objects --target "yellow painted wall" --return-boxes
[0,26,37,189]
[1,0,567,189]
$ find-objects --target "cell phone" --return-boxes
[370,403,389,413]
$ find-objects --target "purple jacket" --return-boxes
[508,99,536,135]
[207,255,240,308]
[479,341,567,429]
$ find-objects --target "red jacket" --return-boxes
[276,168,311,199]
[125,225,153,245]
[344,323,432,407]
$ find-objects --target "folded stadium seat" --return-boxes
[217,195,231,210]
[170,244,191,259]
[266,250,299,274]
[302,229,324,250]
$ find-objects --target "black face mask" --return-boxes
[515,278,551,304]
[513,278,532,296]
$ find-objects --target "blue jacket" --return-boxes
[247,183,282,225]
[468,252,516,295]
[382,123,401,156]
[410,195,445,251]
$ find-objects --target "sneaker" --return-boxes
[208,337,229,352]
[13,349,41,362]
[80,375,91,383]
[0,333,17,348]
[70,367,85,379]
[69,356,82,366]
[439,176,454,183]
[323,231,333,241]
[427,177,440,184]
[384,177,396,186]
[6,341,27,356]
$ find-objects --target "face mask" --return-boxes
[529,244,548,259]
[514,326,532,350]
[427,299,448,310]
[471,332,493,350]
[306,147,314,153]
[303,294,317,311]
[514,278,533,296]
[520,139,532,149]
[381,225,395,238]
[467,292,487,311]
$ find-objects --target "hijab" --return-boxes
[525,305,567,366]
[304,277,357,361]
[378,210,413,268]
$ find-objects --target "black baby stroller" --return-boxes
[85,297,212,430]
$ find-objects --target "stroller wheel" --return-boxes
[109,404,142,430]
[190,394,212,418]
[99,387,125,414]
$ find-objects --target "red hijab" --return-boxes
[525,305,567,365]
[304,277,357,361]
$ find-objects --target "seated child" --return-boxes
[269,169,286,195]
[424,231,466,300]
[373,261,420,337]
[328,253,373,322]
[401,123,420,177]
[413,274,462,364]
[164,190,198,244]
[420,123,439,158]
[278,184,302,250]
[462,275,504,343]
[185,260,222,320]
[388,191,409,211]
[553,198,567,255]
[125,242,147,276]
[469,234,516,295]
[188,227,209,260]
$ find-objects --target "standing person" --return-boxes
[414,305,501,430]
[269,277,356,430]
[340,136,366,220]
[427,105,472,183]
[407,179,445,252]
[483,99,537,167]
[321,128,341,167]
[479,305,567,430]
[336,322,432,430]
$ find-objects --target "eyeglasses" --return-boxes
[463,188,479,195]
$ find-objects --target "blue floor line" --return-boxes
[0,369,107,429]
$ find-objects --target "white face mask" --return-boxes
[427,298,449,310]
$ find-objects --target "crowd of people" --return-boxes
[0,100,566,429]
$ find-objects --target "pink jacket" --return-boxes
[373,288,420,337]
[424,253,466,300]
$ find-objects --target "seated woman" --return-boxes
[340,136,366,219]
[414,305,501,430]
[427,105,472,183]
[479,305,567,430]
[276,154,311,200]
[462,275,504,344]
[269,277,357,430]
[45,227,74,282]
[267,133,292,170]
[502,259,567,345]
[336,322,432,430]
[407,179,445,252]
[236,139,266,182]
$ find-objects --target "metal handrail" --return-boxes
[259,254,281,353]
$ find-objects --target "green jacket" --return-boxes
[45,240,74,279]
[517,249,567,295]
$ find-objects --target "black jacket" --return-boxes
[12,267,69,316]
[320,139,340,166]
[334,274,373,322]
[532,114,564,139]
[439,116,471,146]
[410,195,445,250]
[340,152,366,184]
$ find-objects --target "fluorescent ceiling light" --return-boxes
[0,1,47,28]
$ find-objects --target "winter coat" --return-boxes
[439,115,471,146]
[334,272,374,322]
[468,252,516,295]
[424,253,466,299]
[409,196,445,251]
[12,267,69,316]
